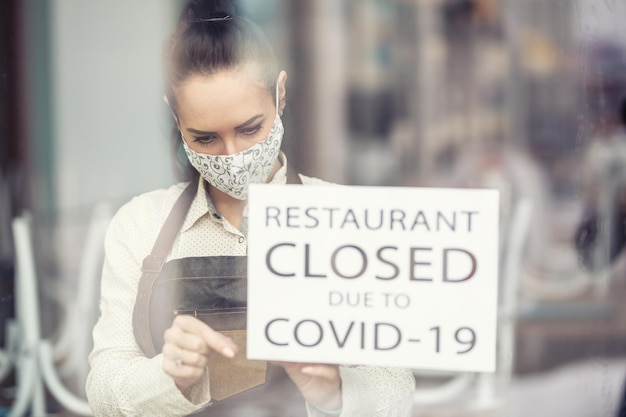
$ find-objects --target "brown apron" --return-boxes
[132,170,307,416]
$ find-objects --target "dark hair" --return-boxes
[164,0,279,181]
[165,0,278,110]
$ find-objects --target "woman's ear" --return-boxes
[277,70,288,115]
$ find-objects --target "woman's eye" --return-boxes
[240,125,262,136]
[193,135,217,145]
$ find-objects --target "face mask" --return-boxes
[180,85,284,200]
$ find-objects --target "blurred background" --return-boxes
[2,0,626,416]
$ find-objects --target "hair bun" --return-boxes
[187,0,239,21]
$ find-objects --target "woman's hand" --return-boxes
[162,315,238,392]
[275,362,342,411]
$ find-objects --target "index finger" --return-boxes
[173,315,238,358]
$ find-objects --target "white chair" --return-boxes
[9,213,98,416]
[51,203,112,391]
[497,198,532,386]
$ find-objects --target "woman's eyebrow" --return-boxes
[187,127,216,135]
[235,114,264,129]
[186,114,264,135]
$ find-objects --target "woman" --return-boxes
[86,1,416,416]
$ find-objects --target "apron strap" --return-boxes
[133,166,302,357]
[133,181,197,357]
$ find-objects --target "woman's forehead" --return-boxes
[176,70,273,124]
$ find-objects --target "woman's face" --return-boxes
[174,68,286,156]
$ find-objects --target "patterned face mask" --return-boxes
[180,86,283,200]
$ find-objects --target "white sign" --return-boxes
[247,184,499,372]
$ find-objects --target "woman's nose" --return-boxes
[222,138,246,155]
